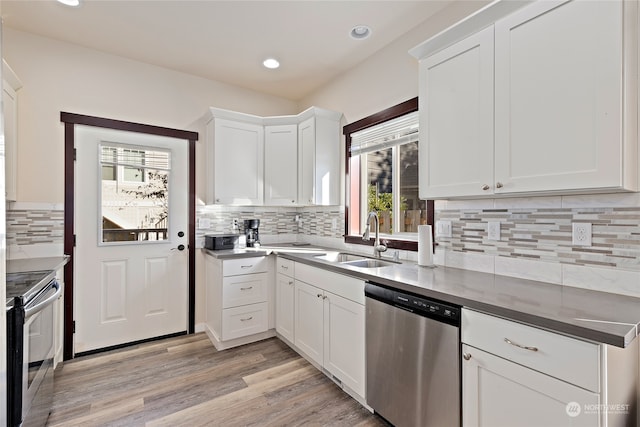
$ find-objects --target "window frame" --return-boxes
[343,97,434,251]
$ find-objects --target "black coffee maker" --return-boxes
[244,219,260,247]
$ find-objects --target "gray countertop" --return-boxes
[7,256,70,274]
[205,246,640,348]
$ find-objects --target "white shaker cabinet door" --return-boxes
[275,273,295,343]
[297,117,316,205]
[323,291,365,398]
[211,118,264,205]
[418,26,495,199]
[265,124,298,205]
[294,280,324,366]
[462,344,600,427]
[494,0,625,194]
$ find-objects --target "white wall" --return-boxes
[3,27,299,204]
[299,1,490,123]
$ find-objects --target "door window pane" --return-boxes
[99,144,170,243]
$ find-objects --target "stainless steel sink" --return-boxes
[342,259,396,268]
[314,252,366,263]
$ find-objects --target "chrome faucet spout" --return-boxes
[365,211,387,258]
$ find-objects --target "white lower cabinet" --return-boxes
[275,257,295,343]
[283,262,366,402]
[462,309,638,427]
[205,254,274,350]
[462,344,599,427]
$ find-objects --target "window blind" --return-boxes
[100,144,171,171]
[349,111,418,156]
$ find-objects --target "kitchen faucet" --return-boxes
[362,211,387,258]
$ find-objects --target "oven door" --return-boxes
[21,280,60,427]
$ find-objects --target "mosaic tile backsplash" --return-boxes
[7,207,64,247]
[436,206,640,272]
[196,205,345,243]
[7,202,640,275]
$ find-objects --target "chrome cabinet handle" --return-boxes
[504,337,538,352]
[463,353,472,361]
[288,281,294,285]
[496,182,504,189]
[240,316,253,322]
[281,265,289,270]
[481,184,490,191]
[317,293,323,298]
[240,287,253,291]
[241,265,253,269]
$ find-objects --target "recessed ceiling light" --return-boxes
[57,0,80,6]
[263,58,280,69]
[350,25,371,40]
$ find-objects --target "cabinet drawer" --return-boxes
[222,273,268,308]
[295,262,365,304]
[276,257,294,277]
[462,309,600,392]
[223,257,268,276]
[222,302,268,340]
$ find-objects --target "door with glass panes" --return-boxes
[74,125,188,353]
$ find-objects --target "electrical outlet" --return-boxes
[572,222,592,246]
[487,221,501,241]
[331,218,338,231]
[436,220,452,238]
[198,218,211,229]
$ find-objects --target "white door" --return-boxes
[462,345,599,427]
[494,0,623,194]
[74,125,188,353]
[294,280,323,366]
[264,124,298,206]
[275,273,295,343]
[323,291,365,397]
[419,26,494,198]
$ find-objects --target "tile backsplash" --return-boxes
[6,193,640,296]
[436,206,640,272]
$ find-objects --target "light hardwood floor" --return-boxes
[48,333,387,426]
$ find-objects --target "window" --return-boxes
[344,98,433,250]
[99,143,171,243]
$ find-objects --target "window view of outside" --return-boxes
[366,140,426,235]
[100,144,170,243]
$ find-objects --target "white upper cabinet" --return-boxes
[264,124,298,205]
[494,0,631,194]
[3,60,22,202]
[298,117,316,205]
[206,114,264,205]
[298,110,342,206]
[205,106,342,206]
[418,26,494,199]
[411,0,638,198]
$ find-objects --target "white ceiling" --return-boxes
[0,0,451,101]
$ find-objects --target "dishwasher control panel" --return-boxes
[365,282,460,325]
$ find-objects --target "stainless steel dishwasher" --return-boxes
[365,282,461,427]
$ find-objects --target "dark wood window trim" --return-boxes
[343,98,434,252]
[61,112,198,360]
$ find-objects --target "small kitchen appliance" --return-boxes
[244,219,260,247]
[204,234,239,250]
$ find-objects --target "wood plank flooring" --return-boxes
[48,333,387,426]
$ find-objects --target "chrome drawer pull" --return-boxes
[240,287,253,291]
[281,265,289,269]
[463,353,472,361]
[241,265,253,269]
[240,316,253,322]
[504,337,538,352]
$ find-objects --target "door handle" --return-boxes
[171,244,186,251]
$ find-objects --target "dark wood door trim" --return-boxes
[61,112,198,360]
